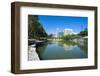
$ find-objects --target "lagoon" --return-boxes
[35,41,88,60]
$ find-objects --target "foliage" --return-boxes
[28,15,48,39]
[61,34,79,41]
[78,28,88,37]
[48,34,53,38]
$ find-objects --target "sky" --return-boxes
[38,15,88,34]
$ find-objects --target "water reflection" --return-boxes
[36,41,88,60]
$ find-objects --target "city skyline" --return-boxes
[52,28,78,37]
[38,15,88,35]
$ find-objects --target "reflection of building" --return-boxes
[64,28,77,36]
[63,44,77,51]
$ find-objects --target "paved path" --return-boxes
[28,44,40,61]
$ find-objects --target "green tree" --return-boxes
[48,34,53,38]
[28,15,48,39]
[78,28,88,37]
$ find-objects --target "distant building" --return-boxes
[58,32,64,37]
[52,28,77,38]
[52,33,57,37]
[64,28,77,36]
[64,29,73,35]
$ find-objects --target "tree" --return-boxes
[78,28,88,37]
[28,15,48,39]
[48,34,53,38]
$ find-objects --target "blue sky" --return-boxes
[38,15,88,34]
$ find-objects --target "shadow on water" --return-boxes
[35,40,88,60]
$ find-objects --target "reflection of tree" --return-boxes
[36,41,60,60]
[77,41,88,55]
[58,41,78,51]
[57,41,88,53]
[36,42,48,60]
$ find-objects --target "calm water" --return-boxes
[36,41,88,60]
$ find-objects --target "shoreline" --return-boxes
[28,44,40,61]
